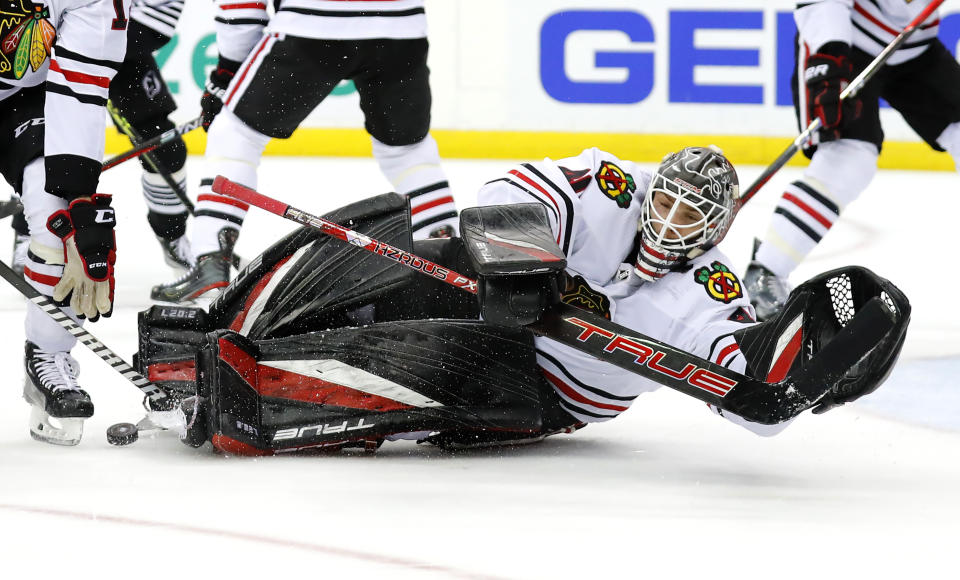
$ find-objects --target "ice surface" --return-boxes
[1,157,957,578]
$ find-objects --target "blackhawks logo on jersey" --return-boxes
[561,274,611,319]
[1,1,55,80]
[694,261,742,304]
[595,161,636,209]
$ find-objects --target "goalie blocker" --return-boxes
[136,194,908,453]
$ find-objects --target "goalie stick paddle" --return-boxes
[101,115,203,172]
[212,177,896,422]
[0,259,173,411]
[737,0,946,209]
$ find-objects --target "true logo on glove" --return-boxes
[694,261,743,303]
[595,161,636,208]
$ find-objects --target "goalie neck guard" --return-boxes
[635,146,739,281]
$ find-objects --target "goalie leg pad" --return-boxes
[190,320,549,455]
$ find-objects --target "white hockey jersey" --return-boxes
[477,148,779,432]
[213,0,427,64]
[131,0,183,39]
[0,0,130,197]
[796,0,940,65]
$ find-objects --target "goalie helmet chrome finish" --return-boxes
[635,145,739,281]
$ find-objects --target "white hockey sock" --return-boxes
[372,134,458,239]
[936,121,960,169]
[142,168,189,215]
[20,158,79,352]
[755,139,877,277]
[192,110,269,257]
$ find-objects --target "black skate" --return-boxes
[157,234,193,272]
[150,228,237,304]
[23,341,93,446]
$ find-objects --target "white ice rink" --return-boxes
[1,156,958,579]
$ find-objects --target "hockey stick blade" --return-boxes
[213,176,857,424]
[737,0,946,208]
[0,258,174,411]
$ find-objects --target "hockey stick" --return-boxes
[101,115,203,172]
[104,106,244,269]
[737,0,946,208]
[0,258,173,412]
[213,176,896,423]
[107,101,196,213]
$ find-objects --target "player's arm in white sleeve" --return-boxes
[44,0,131,199]
[213,0,269,64]
[795,0,853,52]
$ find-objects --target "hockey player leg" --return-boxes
[747,139,878,320]
[134,117,191,272]
[372,135,458,239]
[151,110,268,303]
[11,206,29,276]
[20,159,90,445]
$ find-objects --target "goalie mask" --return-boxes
[635,146,739,281]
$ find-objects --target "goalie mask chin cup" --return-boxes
[635,146,740,282]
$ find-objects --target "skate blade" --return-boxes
[29,407,84,446]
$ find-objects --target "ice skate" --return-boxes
[150,228,236,304]
[157,234,193,272]
[23,341,92,446]
[744,262,792,321]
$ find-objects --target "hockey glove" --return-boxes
[46,195,117,322]
[804,42,862,142]
[201,57,242,131]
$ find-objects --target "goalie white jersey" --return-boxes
[796,0,940,65]
[477,148,758,425]
[1,0,129,195]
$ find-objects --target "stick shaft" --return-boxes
[0,259,170,408]
[213,177,480,294]
[101,116,203,172]
[738,0,945,207]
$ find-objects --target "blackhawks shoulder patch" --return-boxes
[561,274,611,319]
[595,161,636,209]
[1,2,56,81]
[694,261,743,304]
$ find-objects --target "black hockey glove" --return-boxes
[201,57,242,131]
[804,42,862,142]
[46,195,117,322]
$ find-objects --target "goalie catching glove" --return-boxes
[46,195,117,321]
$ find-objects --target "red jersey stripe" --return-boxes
[49,60,110,89]
[220,2,266,9]
[508,169,563,245]
[715,342,740,366]
[541,367,628,412]
[225,35,274,106]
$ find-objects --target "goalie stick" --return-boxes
[213,176,897,423]
[0,258,173,412]
[101,115,203,172]
[737,0,946,208]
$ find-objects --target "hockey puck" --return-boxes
[106,422,139,446]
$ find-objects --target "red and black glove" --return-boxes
[46,194,117,322]
[200,57,242,131]
[804,42,862,142]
